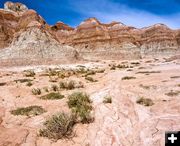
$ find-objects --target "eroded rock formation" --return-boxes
[0,2,78,66]
[52,18,180,59]
[0,1,180,66]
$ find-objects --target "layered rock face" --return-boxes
[0,2,180,66]
[0,2,78,66]
[52,18,180,59]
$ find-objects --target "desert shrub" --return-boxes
[110,65,116,70]
[51,84,59,91]
[85,77,97,82]
[122,76,136,80]
[32,88,41,95]
[39,92,64,100]
[67,92,94,123]
[67,81,75,90]
[26,81,33,87]
[59,80,75,90]
[14,79,33,83]
[165,90,180,96]
[76,67,88,74]
[47,68,57,76]
[58,72,66,79]
[24,70,35,77]
[136,97,154,106]
[11,105,45,116]
[39,112,76,140]
[131,62,140,65]
[59,81,67,89]
[0,82,6,86]
[103,96,112,104]
[116,64,129,69]
[85,70,96,76]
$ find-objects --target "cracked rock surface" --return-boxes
[0,58,180,146]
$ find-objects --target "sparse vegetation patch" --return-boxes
[68,92,94,123]
[136,97,154,106]
[51,84,59,91]
[14,79,33,83]
[39,92,64,100]
[39,112,76,140]
[165,90,180,97]
[32,88,41,95]
[11,105,45,116]
[122,76,136,80]
[59,80,76,90]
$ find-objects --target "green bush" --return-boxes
[136,97,154,106]
[11,105,45,116]
[67,92,93,123]
[32,88,41,95]
[39,92,64,100]
[39,112,76,140]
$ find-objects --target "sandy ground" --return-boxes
[0,58,180,146]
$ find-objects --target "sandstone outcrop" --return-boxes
[0,2,79,66]
[0,1,180,66]
[52,18,180,60]
[4,1,28,13]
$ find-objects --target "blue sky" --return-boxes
[0,0,180,29]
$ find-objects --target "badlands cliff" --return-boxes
[52,18,180,60]
[0,2,180,66]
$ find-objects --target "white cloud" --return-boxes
[69,0,180,29]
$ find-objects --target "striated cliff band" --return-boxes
[0,1,180,66]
